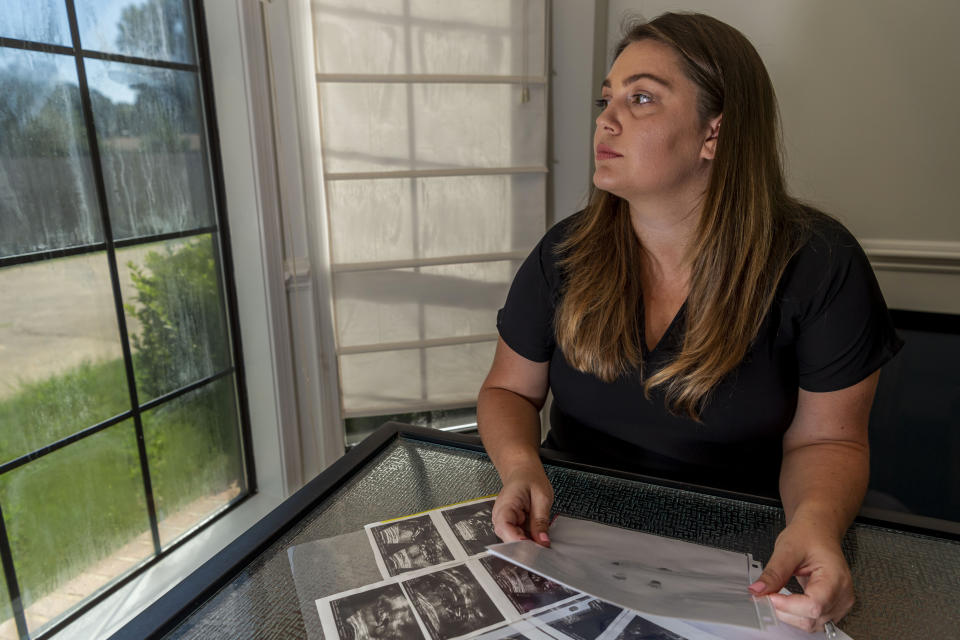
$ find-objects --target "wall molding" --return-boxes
[860,238,960,274]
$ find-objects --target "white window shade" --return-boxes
[311,0,548,419]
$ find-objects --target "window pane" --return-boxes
[0,254,130,465]
[0,421,151,635]
[327,174,545,263]
[313,0,546,76]
[0,0,71,46]
[340,341,495,414]
[0,48,102,258]
[85,59,214,240]
[334,260,518,347]
[344,406,476,446]
[0,565,12,639]
[120,236,230,402]
[320,83,547,173]
[142,377,244,549]
[75,0,195,64]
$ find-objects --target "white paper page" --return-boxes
[488,516,776,630]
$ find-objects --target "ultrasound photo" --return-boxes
[403,564,505,640]
[329,583,421,640]
[613,615,689,640]
[441,499,498,556]
[479,555,578,614]
[541,598,623,640]
[369,515,455,576]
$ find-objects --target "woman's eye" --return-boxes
[630,93,652,105]
[594,97,610,109]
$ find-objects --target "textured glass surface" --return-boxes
[339,342,496,414]
[120,236,230,402]
[142,376,244,549]
[327,174,545,264]
[85,59,213,241]
[0,0,71,45]
[319,83,547,173]
[0,253,130,465]
[313,0,546,76]
[0,48,102,258]
[0,421,151,635]
[334,260,518,347]
[162,437,960,640]
[75,0,195,64]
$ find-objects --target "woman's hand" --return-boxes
[491,463,554,546]
[749,518,855,633]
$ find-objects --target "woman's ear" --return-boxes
[701,114,722,160]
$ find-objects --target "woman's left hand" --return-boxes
[748,519,855,633]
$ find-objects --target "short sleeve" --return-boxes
[787,221,904,391]
[496,221,569,362]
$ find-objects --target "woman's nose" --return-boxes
[596,106,620,134]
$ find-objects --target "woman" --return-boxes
[477,12,901,633]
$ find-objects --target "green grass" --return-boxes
[0,359,244,624]
[0,359,129,464]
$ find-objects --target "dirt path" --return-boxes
[0,247,155,400]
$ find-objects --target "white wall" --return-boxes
[597,0,960,313]
[550,0,607,223]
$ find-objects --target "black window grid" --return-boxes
[0,2,256,638]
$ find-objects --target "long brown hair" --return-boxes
[554,12,813,419]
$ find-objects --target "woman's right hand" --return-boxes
[491,463,555,546]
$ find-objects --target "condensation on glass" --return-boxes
[0,0,72,46]
[119,235,230,403]
[85,60,215,241]
[0,1,246,636]
[0,571,11,640]
[0,48,102,258]
[141,376,244,549]
[74,0,195,64]
[0,421,152,632]
[0,252,127,464]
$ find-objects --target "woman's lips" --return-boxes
[595,144,622,159]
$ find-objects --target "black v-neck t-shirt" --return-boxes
[496,212,903,497]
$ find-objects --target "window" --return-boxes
[0,1,251,638]
[309,0,549,443]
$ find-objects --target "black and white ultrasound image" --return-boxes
[370,515,455,576]
[330,583,420,640]
[441,500,498,556]
[479,555,578,613]
[542,599,623,640]
[613,615,688,640]
[403,564,505,640]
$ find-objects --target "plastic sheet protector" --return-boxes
[488,516,776,630]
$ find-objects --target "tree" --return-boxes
[115,0,190,63]
[125,239,228,400]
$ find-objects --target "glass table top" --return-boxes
[159,434,960,640]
